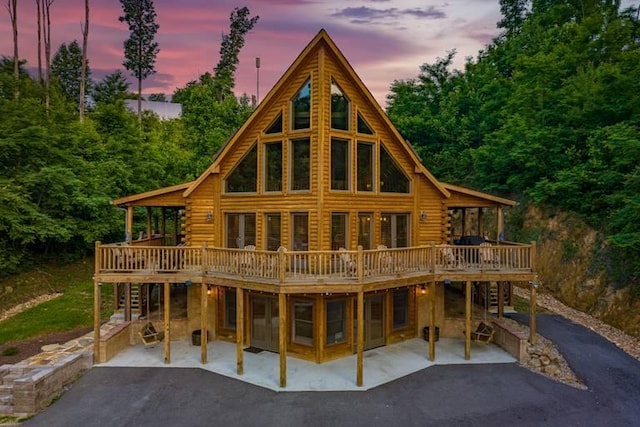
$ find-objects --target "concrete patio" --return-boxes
[99,337,515,391]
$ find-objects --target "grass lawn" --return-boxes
[0,258,113,345]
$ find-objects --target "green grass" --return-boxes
[0,258,113,345]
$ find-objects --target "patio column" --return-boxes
[465,281,471,360]
[429,281,436,361]
[236,287,244,375]
[498,281,505,319]
[356,291,364,387]
[93,241,101,364]
[161,208,166,244]
[146,207,152,237]
[496,206,503,242]
[124,283,131,322]
[279,292,287,388]
[478,208,484,237]
[164,282,171,364]
[201,283,208,364]
[126,206,133,243]
[461,208,467,237]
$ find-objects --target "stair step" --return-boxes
[0,394,12,405]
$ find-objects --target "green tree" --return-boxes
[119,0,159,121]
[51,41,91,105]
[92,70,130,105]
[148,93,165,102]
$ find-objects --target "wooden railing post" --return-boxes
[357,246,364,281]
[530,240,537,272]
[278,247,286,283]
[93,241,101,364]
[430,242,436,272]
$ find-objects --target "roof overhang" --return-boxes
[442,182,517,207]
[111,181,193,207]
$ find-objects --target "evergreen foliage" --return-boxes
[387,0,640,288]
[51,41,91,103]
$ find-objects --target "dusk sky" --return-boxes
[1,1,635,107]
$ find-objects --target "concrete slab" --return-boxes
[100,338,515,391]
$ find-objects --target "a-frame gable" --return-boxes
[185,29,449,199]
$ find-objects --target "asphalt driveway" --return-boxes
[25,315,640,427]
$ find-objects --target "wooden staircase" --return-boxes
[112,283,143,320]
[484,281,514,313]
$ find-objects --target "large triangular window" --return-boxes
[265,112,283,134]
[291,79,311,130]
[357,113,374,135]
[331,79,349,130]
[226,145,257,193]
[379,144,409,193]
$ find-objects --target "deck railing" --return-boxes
[97,242,535,282]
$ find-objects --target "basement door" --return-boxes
[251,296,279,352]
[354,294,385,351]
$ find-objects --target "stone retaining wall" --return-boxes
[491,318,528,361]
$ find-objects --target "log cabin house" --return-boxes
[93,30,538,387]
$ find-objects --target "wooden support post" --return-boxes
[124,283,131,322]
[126,206,133,243]
[278,247,286,283]
[93,241,102,363]
[161,208,166,244]
[497,206,503,242]
[498,281,505,319]
[429,281,436,361]
[465,281,471,360]
[478,208,484,237]
[146,207,152,237]
[357,245,364,281]
[164,282,171,364]
[530,283,537,344]
[201,283,208,364]
[93,279,101,364]
[357,291,364,387]
[236,287,244,375]
[279,292,287,388]
[461,208,467,237]
[173,210,179,245]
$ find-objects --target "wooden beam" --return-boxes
[201,283,208,364]
[161,208,166,244]
[465,281,471,360]
[236,287,244,375]
[124,283,131,321]
[126,206,133,243]
[497,206,503,242]
[356,291,364,387]
[164,282,171,364]
[279,292,287,388]
[478,208,484,236]
[93,241,102,364]
[498,281,505,319]
[461,208,467,237]
[429,281,436,361]
[530,283,537,344]
[146,207,152,237]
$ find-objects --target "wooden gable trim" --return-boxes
[441,182,516,207]
[184,31,327,198]
[112,181,193,206]
[320,32,450,199]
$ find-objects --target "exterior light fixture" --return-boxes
[420,284,427,295]
[206,211,213,222]
[420,211,427,221]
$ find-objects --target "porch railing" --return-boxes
[97,242,535,282]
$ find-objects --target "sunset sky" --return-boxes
[1,1,634,107]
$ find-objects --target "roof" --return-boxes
[441,183,517,207]
[184,29,450,199]
[112,181,193,207]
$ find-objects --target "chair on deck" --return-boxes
[138,322,164,347]
[471,322,495,344]
[339,248,356,276]
[439,246,458,268]
[479,242,497,268]
[241,245,257,275]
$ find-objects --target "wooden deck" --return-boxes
[94,242,537,290]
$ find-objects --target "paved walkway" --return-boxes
[23,315,640,426]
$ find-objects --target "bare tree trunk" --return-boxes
[7,0,19,99]
[44,0,54,111]
[36,0,43,83]
[138,76,142,123]
[79,0,89,123]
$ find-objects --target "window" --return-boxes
[358,213,373,250]
[291,213,308,251]
[292,79,311,130]
[293,300,314,345]
[265,112,283,134]
[357,113,374,135]
[265,214,281,251]
[331,213,348,250]
[264,142,283,192]
[392,289,409,330]
[331,138,349,191]
[226,213,256,248]
[380,144,410,193]
[331,79,349,130]
[225,288,236,330]
[226,145,257,193]
[381,213,409,248]
[326,299,347,345]
[357,142,374,192]
[290,138,310,191]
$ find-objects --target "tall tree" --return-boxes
[51,41,90,104]
[119,0,159,122]
[43,0,54,110]
[6,0,18,99]
[212,6,259,99]
[79,0,89,122]
[36,0,43,82]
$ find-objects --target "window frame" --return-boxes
[224,144,258,194]
[331,212,349,250]
[265,213,281,251]
[357,213,373,250]
[224,288,237,330]
[291,212,309,251]
[292,299,314,346]
[289,138,311,192]
[330,78,350,131]
[326,298,347,345]
[330,138,350,191]
[226,213,256,248]
[379,143,411,194]
[291,78,312,131]
[357,141,374,192]
[380,213,410,248]
[392,288,410,331]
[263,141,283,193]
